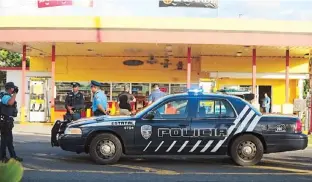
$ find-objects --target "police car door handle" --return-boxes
[179,124,189,127]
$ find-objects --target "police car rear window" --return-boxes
[197,99,236,118]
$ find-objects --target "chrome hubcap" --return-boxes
[96,140,116,159]
[237,141,257,161]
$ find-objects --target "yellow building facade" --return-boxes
[30,54,308,116]
[0,16,311,122]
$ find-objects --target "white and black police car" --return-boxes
[51,89,308,166]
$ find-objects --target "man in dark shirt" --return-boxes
[118,86,136,116]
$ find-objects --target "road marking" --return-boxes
[166,141,177,152]
[155,141,164,152]
[190,140,202,152]
[112,164,179,175]
[211,105,249,152]
[177,141,189,153]
[143,141,152,151]
[200,140,214,153]
[263,159,312,167]
[246,165,312,174]
[24,167,148,174]
[23,167,312,176]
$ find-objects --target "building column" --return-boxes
[187,46,191,89]
[285,49,290,103]
[51,45,56,123]
[252,48,257,102]
[298,79,304,99]
[20,45,27,124]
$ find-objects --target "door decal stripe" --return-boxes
[177,141,189,152]
[210,105,249,153]
[143,141,152,152]
[155,141,164,152]
[190,140,202,152]
[166,141,177,152]
[234,110,255,135]
[200,140,214,153]
[246,115,261,132]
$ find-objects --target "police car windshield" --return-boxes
[135,95,171,117]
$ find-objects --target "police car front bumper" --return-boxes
[58,134,87,154]
[265,133,308,153]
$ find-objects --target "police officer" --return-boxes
[64,82,85,121]
[90,80,109,116]
[0,82,22,163]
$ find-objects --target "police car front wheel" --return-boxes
[89,133,123,165]
[230,134,264,166]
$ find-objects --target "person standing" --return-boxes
[118,85,136,116]
[0,82,22,163]
[262,93,271,114]
[91,80,109,116]
[64,82,85,121]
[148,84,166,105]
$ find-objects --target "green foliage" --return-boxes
[0,159,24,182]
[303,79,309,99]
[0,49,30,67]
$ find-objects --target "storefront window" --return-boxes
[100,83,111,100]
[112,83,130,101]
[131,83,149,97]
[239,85,252,92]
[132,83,150,110]
[55,82,91,111]
[170,84,187,94]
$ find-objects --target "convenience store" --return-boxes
[0,16,311,122]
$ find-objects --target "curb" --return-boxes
[16,122,54,126]
[13,132,50,136]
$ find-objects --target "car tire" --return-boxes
[230,134,263,166]
[89,133,122,165]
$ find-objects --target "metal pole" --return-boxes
[309,52,312,134]
[20,45,26,124]
[285,49,290,103]
[51,45,56,123]
[187,46,191,89]
[252,48,256,103]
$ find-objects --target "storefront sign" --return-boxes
[159,0,218,9]
[38,0,93,8]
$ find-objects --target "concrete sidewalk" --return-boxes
[13,124,52,136]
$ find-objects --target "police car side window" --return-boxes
[197,99,235,118]
[154,99,188,119]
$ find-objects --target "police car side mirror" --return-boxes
[145,111,155,120]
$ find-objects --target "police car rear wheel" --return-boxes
[230,134,263,166]
[89,133,122,165]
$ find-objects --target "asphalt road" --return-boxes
[7,134,312,182]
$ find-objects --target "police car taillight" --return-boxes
[295,119,302,133]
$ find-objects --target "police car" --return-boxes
[51,89,308,166]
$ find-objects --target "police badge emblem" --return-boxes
[141,125,152,140]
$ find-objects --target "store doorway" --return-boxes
[258,86,272,113]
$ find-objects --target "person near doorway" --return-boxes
[148,84,166,105]
[262,93,271,114]
[118,85,136,116]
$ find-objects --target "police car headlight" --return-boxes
[64,128,82,135]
